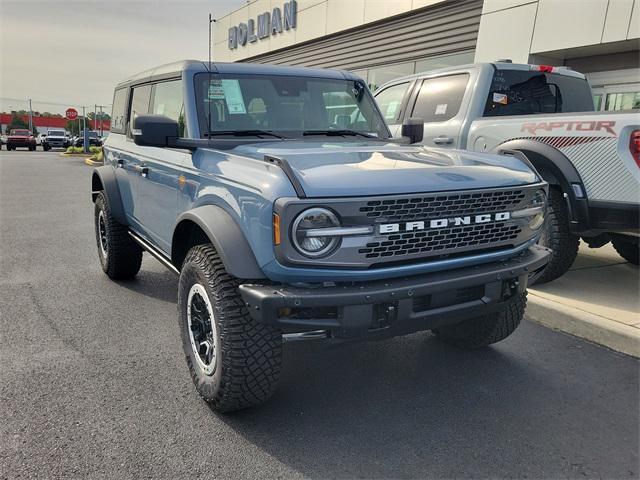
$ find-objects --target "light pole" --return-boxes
[28,99,33,133]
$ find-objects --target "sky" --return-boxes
[0,0,247,116]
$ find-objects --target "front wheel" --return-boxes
[94,192,142,279]
[529,188,579,285]
[178,244,282,412]
[432,293,526,349]
[612,235,639,265]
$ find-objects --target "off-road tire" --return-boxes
[178,244,282,413]
[43,144,51,151]
[94,192,142,279]
[432,293,526,349]
[612,236,639,265]
[529,188,579,285]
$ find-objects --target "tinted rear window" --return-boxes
[483,69,594,117]
[411,74,469,122]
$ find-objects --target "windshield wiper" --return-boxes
[302,129,376,138]
[205,130,285,139]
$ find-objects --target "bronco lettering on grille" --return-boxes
[379,212,511,234]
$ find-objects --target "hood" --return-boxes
[230,140,538,197]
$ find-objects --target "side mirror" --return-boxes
[132,114,178,148]
[401,117,424,144]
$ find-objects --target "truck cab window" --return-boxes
[483,70,594,117]
[411,74,469,122]
[374,82,409,123]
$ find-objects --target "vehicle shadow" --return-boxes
[213,330,637,479]
[116,268,178,304]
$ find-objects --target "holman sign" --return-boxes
[228,0,297,50]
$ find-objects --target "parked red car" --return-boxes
[6,129,36,151]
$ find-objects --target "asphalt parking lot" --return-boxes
[1,150,638,479]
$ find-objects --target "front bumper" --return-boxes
[239,245,549,340]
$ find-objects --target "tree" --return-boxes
[7,112,37,134]
[66,119,86,135]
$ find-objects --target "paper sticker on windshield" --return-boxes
[493,92,508,105]
[435,104,447,115]
[208,80,225,100]
[221,79,246,114]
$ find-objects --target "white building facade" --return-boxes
[213,0,639,110]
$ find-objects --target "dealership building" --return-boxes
[213,0,639,110]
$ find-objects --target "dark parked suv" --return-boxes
[91,61,549,412]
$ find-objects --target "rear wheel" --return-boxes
[94,192,142,279]
[178,244,282,412]
[529,188,579,285]
[612,235,639,265]
[432,293,526,349]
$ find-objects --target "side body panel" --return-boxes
[468,111,640,204]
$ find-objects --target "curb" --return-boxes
[527,292,640,357]
[84,158,103,166]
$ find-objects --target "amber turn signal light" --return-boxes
[273,213,281,245]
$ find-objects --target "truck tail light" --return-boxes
[630,130,640,168]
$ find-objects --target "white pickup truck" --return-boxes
[375,62,639,284]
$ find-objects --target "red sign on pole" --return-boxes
[65,108,78,120]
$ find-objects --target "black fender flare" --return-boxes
[494,139,590,231]
[91,166,127,225]
[172,205,265,279]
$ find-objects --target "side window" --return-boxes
[411,74,469,123]
[374,82,409,123]
[151,80,186,136]
[111,88,128,134]
[128,84,152,137]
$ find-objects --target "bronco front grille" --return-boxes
[359,190,527,221]
[358,223,521,259]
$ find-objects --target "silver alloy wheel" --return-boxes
[98,209,108,259]
[186,283,218,376]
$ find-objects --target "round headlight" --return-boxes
[292,208,340,258]
[529,189,546,230]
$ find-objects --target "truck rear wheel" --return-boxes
[178,244,282,412]
[529,188,579,285]
[612,235,639,265]
[432,293,526,348]
[94,192,142,279]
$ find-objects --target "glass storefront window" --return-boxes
[367,63,415,91]
[415,51,475,75]
[347,50,475,92]
[605,92,640,111]
[350,69,369,82]
[593,94,602,110]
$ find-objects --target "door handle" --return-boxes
[134,166,149,178]
[433,136,454,145]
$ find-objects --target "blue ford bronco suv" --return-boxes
[92,61,549,412]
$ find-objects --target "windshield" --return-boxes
[194,73,389,139]
[483,69,594,117]
[11,130,30,136]
[88,131,99,138]
[48,130,64,136]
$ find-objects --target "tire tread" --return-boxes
[179,245,282,412]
